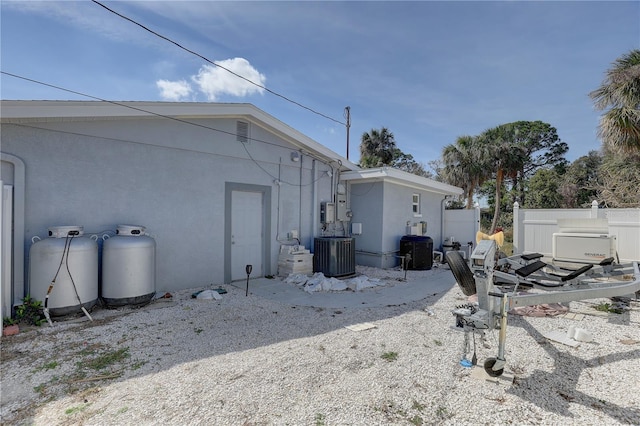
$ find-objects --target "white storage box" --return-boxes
[278,245,313,276]
[552,233,617,264]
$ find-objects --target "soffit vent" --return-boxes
[236,120,249,143]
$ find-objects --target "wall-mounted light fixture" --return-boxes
[291,151,300,162]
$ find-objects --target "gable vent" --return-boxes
[236,120,249,143]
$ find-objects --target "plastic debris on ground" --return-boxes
[284,272,384,293]
[459,359,473,368]
[543,329,581,347]
[345,322,377,332]
[192,289,223,300]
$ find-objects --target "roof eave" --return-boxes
[0,100,358,170]
[340,167,463,196]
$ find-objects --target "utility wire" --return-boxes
[0,70,344,164]
[1,71,332,186]
[1,71,238,137]
[10,122,327,188]
[3,70,283,147]
[90,0,346,127]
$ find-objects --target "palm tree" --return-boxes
[589,49,640,154]
[359,127,397,167]
[441,135,489,209]
[480,125,527,233]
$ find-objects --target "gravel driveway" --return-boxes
[1,266,639,425]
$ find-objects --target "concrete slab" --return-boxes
[234,268,457,309]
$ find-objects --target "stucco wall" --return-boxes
[348,181,384,267]
[381,182,444,268]
[1,117,333,294]
[349,180,446,268]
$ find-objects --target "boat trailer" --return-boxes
[447,239,640,377]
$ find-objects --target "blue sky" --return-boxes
[2,1,639,169]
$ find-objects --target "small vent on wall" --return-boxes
[236,121,249,143]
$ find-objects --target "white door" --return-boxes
[231,191,263,281]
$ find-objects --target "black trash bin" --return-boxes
[399,235,433,270]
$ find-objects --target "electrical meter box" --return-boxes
[320,202,335,224]
[336,194,349,221]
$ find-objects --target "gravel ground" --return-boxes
[1,265,639,426]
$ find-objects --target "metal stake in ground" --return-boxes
[245,264,252,296]
[403,253,412,281]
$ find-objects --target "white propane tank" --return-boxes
[29,226,98,316]
[101,225,156,307]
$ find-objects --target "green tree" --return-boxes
[359,127,430,177]
[559,151,602,207]
[392,151,431,178]
[441,135,489,209]
[479,125,527,233]
[590,49,640,154]
[507,121,569,206]
[526,168,563,208]
[439,121,567,224]
[359,127,397,167]
[478,179,513,214]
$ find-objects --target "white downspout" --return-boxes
[312,159,318,239]
[299,153,303,241]
[440,195,452,251]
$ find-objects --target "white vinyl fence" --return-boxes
[442,206,480,257]
[513,201,640,262]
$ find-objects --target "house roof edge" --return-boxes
[340,166,463,195]
[0,100,358,170]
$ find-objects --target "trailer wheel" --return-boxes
[446,251,476,296]
[483,358,504,377]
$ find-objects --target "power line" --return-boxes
[0,71,337,161]
[1,71,241,138]
[90,0,346,127]
[1,71,333,186]
[9,121,326,187]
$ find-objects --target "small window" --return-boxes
[236,121,249,143]
[412,193,420,214]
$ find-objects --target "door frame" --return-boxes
[224,182,272,283]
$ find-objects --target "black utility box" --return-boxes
[399,235,433,270]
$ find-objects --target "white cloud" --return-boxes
[156,79,193,101]
[191,58,266,101]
